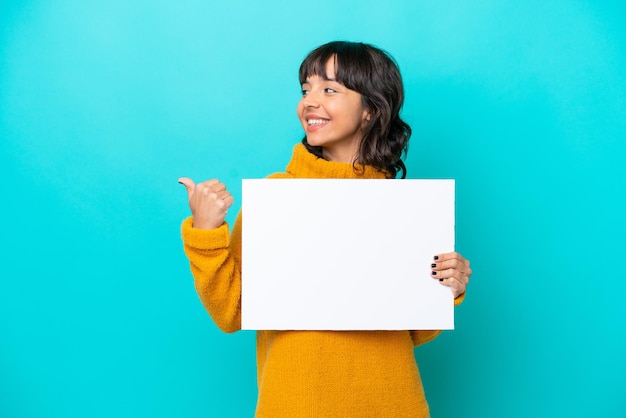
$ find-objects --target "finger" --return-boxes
[196,179,220,189]
[217,195,235,210]
[178,177,196,198]
[209,182,227,193]
[433,252,471,275]
[212,191,234,208]
[431,268,469,284]
[434,251,467,264]
[436,274,466,298]
[215,189,233,200]
[196,180,222,196]
[431,258,470,275]
[431,270,469,291]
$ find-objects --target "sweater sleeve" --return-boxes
[181,211,243,333]
[410,291,466,346]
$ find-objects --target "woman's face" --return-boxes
[297,58,370,163]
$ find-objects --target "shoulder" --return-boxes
[266,172,294,179]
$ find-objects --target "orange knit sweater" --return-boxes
[181,143,464,417]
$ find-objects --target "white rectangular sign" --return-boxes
[241,179,455,330]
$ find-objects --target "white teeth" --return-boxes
[307,119,328,125]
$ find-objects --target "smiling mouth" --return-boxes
[307,119,329,126]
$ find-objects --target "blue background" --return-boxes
[1,1,625,417]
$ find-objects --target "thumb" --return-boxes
[178,177,196,199]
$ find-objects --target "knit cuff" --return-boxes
[454,291,466,307]
[181,217,230,250]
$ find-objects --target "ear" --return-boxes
[362,108,372,122]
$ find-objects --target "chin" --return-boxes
[305,137,324,147]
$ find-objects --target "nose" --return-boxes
[302,91,320,108]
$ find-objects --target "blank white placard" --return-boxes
[241,179,455,330]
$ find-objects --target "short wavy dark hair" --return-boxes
[299,41,412,179]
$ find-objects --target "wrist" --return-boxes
[192,218,223,230]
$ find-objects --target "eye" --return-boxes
[301,89,309,97]
[324,88,337,94]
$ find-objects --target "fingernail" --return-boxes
[439,278,443,282]
[431,271,436,276]
[431,263,436,268]
[434,256,439,260]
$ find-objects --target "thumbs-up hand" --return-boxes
[178,177,235,230]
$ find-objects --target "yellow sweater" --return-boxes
[181,143,464,417]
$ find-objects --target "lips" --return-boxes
[305,115,329,132]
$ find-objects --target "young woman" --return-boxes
[179,41,472,417]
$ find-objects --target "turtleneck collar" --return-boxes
[285,143,387,179]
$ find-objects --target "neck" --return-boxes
[321,144,359,164]
[287,143,387,179]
